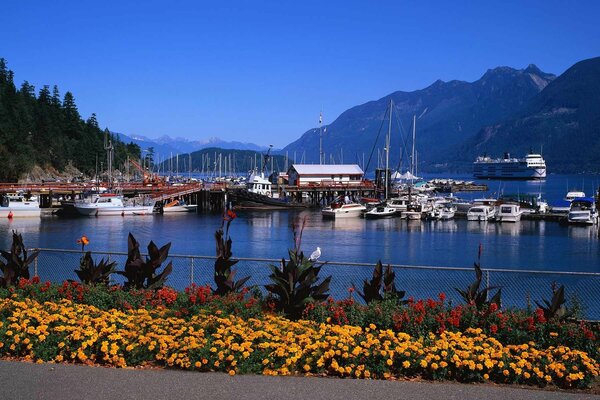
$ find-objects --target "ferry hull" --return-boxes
[473,167,546,180]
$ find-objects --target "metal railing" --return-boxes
[30,248,600,320]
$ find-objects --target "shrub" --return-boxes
[0,231,38,287]
[265,215,331,319]
[117,233,173,290]
[213,209,250,295]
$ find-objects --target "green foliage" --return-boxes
[213,211,250,295]
[0,57,140,180]
[265,249,331,320]
[117,233,173,290]
[74,251,117,285]
[353,260,407,304]
[455,247,501,309]
[535,284,571,321]
[0,231,38,287]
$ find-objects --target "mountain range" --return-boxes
[113,132,268,160]
[282,56,600,173]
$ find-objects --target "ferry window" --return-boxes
[331,175,335,179]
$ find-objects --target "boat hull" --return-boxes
[0,208,41,218]
[162,205,198,213]
[75,205,154,216]
[364,208,397,219]
[322,205,366,219]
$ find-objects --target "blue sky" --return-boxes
[1,1,599,147]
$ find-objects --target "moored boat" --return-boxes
[364,204,397,219]
[75,194,154,216]
[0,194,41,218]
[467,205,496,221]
[567,197,598,225]
[496,203,523,222]
[161,200,198,213]
[322,202,367,219]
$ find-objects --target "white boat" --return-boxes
[247,171,273,196]
[0,194,41,218]
[437,205,456,220]
[496,203,523,222]
[467,205,496,221]
[402,210,423,220]
[75,195,154,216]
[565,191,586,201]
[161,200,197,213]
[322,202,367,219]
[567,197,598,225]
[387,197,410,212]
[364,204,397,219]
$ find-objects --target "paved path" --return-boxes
[0,360,597,400]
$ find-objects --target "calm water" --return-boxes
[0,174,599,273]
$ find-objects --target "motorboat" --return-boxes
[387,197,410,212]
[0,193,41,218]
[322,202,367,219]
[364,204,397,219]
[496,203,523,223]
[467,205,496,221]
[437,205,456,220]
[552,191,587,214]
[565,191,586,202]
[567,197,599,225]
[160,199,198,213]
[402,210,423,220]
[75,194,155,216]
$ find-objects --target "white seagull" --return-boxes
[309,247,321,262]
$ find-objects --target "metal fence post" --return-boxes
[485,270,490,301]
[190,257,194,286]
[34,255,38,277]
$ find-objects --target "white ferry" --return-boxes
[473,153,546,180]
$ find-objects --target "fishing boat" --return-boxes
[0,193,41,218]
[161,200,197,213]
[496,203,523,223]
[364,204,397,219]
[322,202,367,219]
[567,197,599,225]
[467,205,496,221]
[74,194,154,216]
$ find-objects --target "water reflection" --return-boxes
[1,208,598,273]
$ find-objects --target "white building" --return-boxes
[287,164,364,187]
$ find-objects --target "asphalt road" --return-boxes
[0,361,598,400]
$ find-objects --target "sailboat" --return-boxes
[364,99,398,219]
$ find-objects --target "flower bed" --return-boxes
[0,296,598,389]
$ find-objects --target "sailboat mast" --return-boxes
[411,115,416,177]
[385,99,392,200]
[319,111,323,165]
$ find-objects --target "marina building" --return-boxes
[286,164,364,187]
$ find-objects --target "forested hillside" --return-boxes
[0,58,140,181]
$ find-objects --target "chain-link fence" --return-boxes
[31,248,600,320]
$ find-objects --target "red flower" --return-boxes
[438,292,446,302]
[489,303,498,313]
[490,324,498,334]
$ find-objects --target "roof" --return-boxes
[288,164,364,175]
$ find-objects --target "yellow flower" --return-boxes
[228,369,236,376]
[402,361,410,368]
